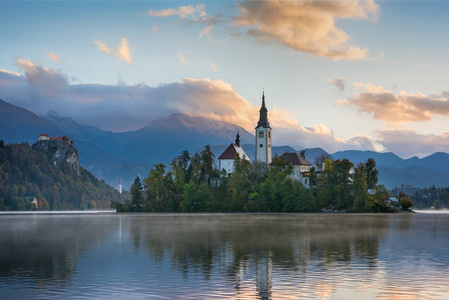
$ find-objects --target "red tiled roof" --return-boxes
[279,152,312,166]
[218,144,249,160]
[39,134,50,137]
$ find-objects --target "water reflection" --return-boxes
[129,214,391,299]
[0,214,113,297]
[1,213,448,299]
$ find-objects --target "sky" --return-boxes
[1,0,449,158]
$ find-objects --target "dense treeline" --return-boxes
[112,146,407,213]
[411,185,449,209]
[0,141,120,210]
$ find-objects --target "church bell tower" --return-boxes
[255,91,272,165]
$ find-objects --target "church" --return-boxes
[218,92,312,186]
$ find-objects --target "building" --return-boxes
[391,184,421,196]
[38,133,50,141]
[218,133,250,174]
[278,152,312,187]
[255,92,272,166]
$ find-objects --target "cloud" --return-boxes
[94,38,134,64]
[377,129,449,158]
[0,61,381,154]
[233,1,379,60]
[0,69,20,77]
[329,78,349,92]
[178,53,190,65]
[340,83,449,124]
[144,4,206,20]
[16,58,68,97]
[199,26,213,39]
[269,107,377,153]
[209,60,218,72]
[49,52,59,62]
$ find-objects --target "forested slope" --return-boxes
[0,141,120,210]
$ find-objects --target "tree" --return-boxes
[364,158,379,189]
[300,150,306,159]
[129,177,144,212]
[352,164,369,212]
[398,192,413,211]
[201,145,216,185]
[315,153,331,170]
[309,167,317,187]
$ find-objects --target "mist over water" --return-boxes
[0,213,448,299]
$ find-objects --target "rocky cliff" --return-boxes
[32,140,80,175]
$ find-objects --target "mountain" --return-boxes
[0,99,63,143]
[42,110,256,188]
[3,99,449,190]
[114,113,254,164]
[331,150,449,189]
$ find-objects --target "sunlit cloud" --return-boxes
[144,1,377,60]
[49,52,59,62]
[377,129,449,158]
[16,58,68,97]
[199,26,213,40]
[0,69,20,77]
[0,61,382,153]
[93,38,134,64]
[339,83,449,124]
[233,0,379,60]
[144,4,206,20]
[178,53,190,65]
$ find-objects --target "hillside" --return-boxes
[0,99,63,142]
[0,141,120,211]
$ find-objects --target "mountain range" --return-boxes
[1,98,449,190]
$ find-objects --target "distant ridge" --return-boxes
[0,99,63,143]
[2,98,449,190]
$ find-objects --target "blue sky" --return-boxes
[1,1,449,157]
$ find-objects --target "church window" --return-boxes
[259,144,263,148]
[259,131,264,138]
[268,131,271,138]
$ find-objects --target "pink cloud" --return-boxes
[340,83,449,124]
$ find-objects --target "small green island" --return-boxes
[112,146,413,213]
[112,95,413,213]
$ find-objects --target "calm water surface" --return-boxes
[0,212,448,299]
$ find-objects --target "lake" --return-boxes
[0,212,448,299]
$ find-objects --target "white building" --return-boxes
[278,152,312,187]
[218,133,250,174]
[255,92,272,166]
[38,133,50,141]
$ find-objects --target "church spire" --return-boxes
[235,132,241,147]
[257,91,270,128]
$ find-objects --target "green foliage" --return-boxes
[398,192,413,211]
[0,141,120,211]
[129,177,144,212]
[364,158,379,189]
[113,146,393,214]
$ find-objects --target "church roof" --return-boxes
[218,143,249,161]
[279,152,312,166]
